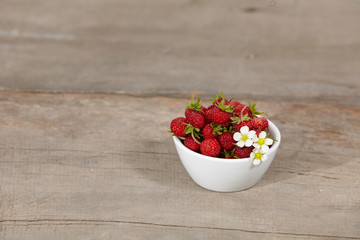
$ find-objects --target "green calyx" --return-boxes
[223,125,235,134]
[249,101,267,116]
[185,96,202,112]
[210,123,224,135]
[185,124,200,135]
[231,109,251,124]
[222,148,236,158]
[211,92,223,104]
[185,123,202,144]
[185,87,203,112]
[212,91,233,113]
[240,105,252,121]
[231,116,241,124]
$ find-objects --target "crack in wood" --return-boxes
[287,171,341,180]
[0,219,358,239]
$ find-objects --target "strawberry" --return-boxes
[184,135,200,152]
[210,92,234,124]
[251,117,268,131]
[218,132,236,150]
[233,102,265,120]
[229,100,241,108]
[200,139,221,157]
[202,123,219,139]
[204,105,215,123]
[211,107,232,124]
[233,120,253,132]
[185,109,205,129]
[221,120,231,129]
[170,117,188,137]
[233,104,252,119]
[185,108,196,118]
[235,146,254,158]
[254,128,262,137]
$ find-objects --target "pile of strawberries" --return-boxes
[170,92,270,159]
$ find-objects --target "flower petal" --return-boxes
[248,130,256,139]
[253,159,261,166]
[253,143,260,149]
[233,132,241,141]
[245,139,253,147]
[259,131,267,139]
[250,152,255,160]
[253,147,260,153]
[260,145,269,153]
[240,126,249,134]
[237,141,245,148]
[261,154,268,162]
[265,138,274,146]
[252,135,258,143]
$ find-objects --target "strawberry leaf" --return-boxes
[249,101,267,116]
[185,88,203,112]
[185,125,194,135]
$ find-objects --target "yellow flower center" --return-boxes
[241,135,248,141]
[258,138,265,145]
[255,152,262,159]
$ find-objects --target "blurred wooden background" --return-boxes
[0,0,359,239]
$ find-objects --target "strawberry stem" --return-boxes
[191,131,201,145]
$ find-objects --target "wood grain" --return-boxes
[0,0,360,105]
[1,0,360,239]
[0,92,359,239]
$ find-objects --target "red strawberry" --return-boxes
[202,124,218,139]
[184,135,200,152]
[207,104,216,110]
[234,104,252,119]
[200,139,221,157]
[218,132,236,150]
[251,117,268,131]
[254,128,262,137]
[221,120,231,129]
[235,146,254,158]
[186,110,205,129]
[234,120,253,132]
[170,117,188,137]
[200,106,207,113]
[230,100,241,108]
[204,105,215,123]
[185,108,196,118]
[211,107,232,124]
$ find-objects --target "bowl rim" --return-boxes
[173,118,281,163]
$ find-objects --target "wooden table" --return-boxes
[1,1,359,239]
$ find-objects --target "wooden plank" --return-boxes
[0,0,360,105]
[0,92,359,239]
[0,221,356,240]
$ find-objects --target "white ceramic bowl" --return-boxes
[173,119,281,192]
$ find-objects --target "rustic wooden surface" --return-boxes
[1,0,360,239]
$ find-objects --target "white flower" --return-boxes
[250,148,268,166]
[233,126,256,148]
[253,131,274,153]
